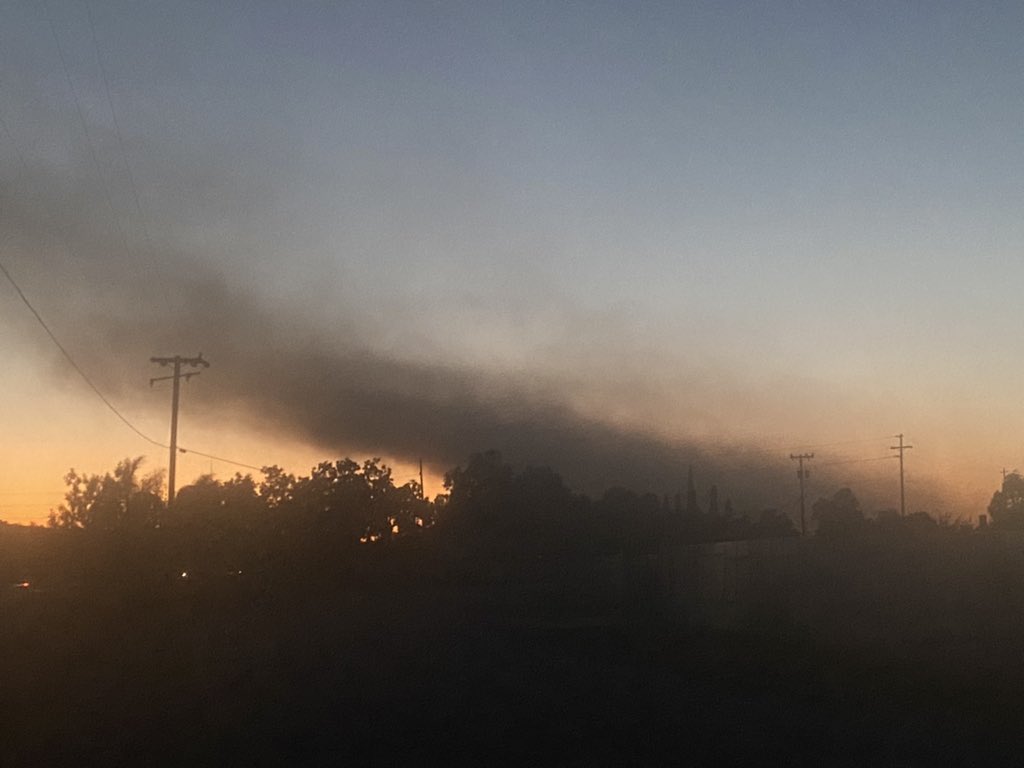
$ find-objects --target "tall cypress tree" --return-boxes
[686,465,701,517]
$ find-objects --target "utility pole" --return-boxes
[150,353,209,505]
[790,453,814,536]
[890,433,913,517]
[419,458,425,500]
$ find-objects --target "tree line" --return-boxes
[37,449,1001,556]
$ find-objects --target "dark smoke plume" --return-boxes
[1,157,937,515]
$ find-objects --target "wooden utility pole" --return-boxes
[890,433,913,517]
[150,354,209,504]
[790,453,814,535]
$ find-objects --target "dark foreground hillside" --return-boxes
[3,536,1024,766]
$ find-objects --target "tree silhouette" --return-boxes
[811,487,865,537]
[443,450,514,532]
[259,465,299,510]
[48,457,164,530]
[685,465,701,517]
[171,472,263,539]
[595,486,662,553]
[443,451,588,553]
[987,471,1024,529]
[279,458,425,543]
[754,508,797,538]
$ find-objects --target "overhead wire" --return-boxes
[0,490,67,496]
[0,6,265,480]
[698,435,895,461]
[0,258,162,448]
[83,0,172,315]
[176,447,264,473]
[790,436,895,451]
[0,258,266,474]
[818,455,897,467]
[3,10,938,494]
[44,1,132,258]
[0,111,27,170]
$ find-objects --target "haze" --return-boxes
[2,1,1021,522]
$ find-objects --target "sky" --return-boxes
[1,0,1023,524]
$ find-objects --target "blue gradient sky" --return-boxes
[2,1,1023,522]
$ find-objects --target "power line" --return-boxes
[0,111,27,171]
[701,435,895,460]
[2,10,265,483]
[790,436,894,450]
[176,447,263,473]
[0,491,66,497]
[1,14,260,478]
[818,455,897,467]
[84,0,172,315]
[0,258,163,447]
[45,2,131,258]
[0,258,266,476]
[0,502,64,509]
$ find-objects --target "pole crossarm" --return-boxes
[150,371,201,386]
[150,353,209,368]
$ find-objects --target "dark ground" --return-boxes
[3,545,1024,768]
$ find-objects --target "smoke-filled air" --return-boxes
[4,2,1024,763]
[5,2,1023,523]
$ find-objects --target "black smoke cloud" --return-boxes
[1,156,930,515]
[95,260,793,505]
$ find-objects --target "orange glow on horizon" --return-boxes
[0,430,446,526]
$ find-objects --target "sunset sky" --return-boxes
[2,1,1023,523]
